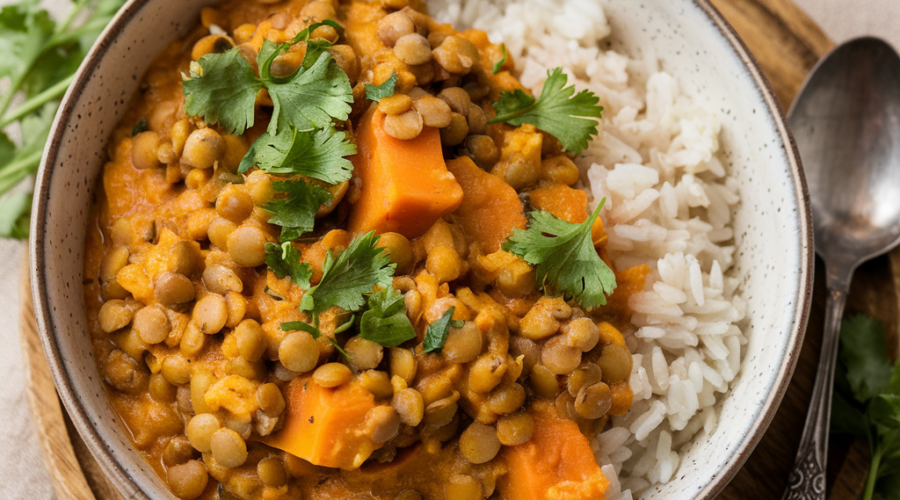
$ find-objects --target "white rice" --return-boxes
[429,0,746,497]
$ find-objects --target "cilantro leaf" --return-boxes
[263,179,333,242]
[239,125,355,184]
[299,232,394,316]
[183,49,262,135]
[492,44,508,74]
[0,1,55,81]
[489,67,603,154]
[365,71,397,102]
[260,47,353,135]
[423,306,464,354]
[265,242,312,288]
[831,389,869,437]
[839,315,893,403]
[359,286,415,347]
[281,319,351,357]
[502,200,615,309]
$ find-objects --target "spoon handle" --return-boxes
[782,280,850,500]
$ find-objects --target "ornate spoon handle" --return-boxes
[782,278,849,500]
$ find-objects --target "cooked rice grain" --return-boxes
[431,0,746,497]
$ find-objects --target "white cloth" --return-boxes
[795,0,900,53]
[0,0,891,499]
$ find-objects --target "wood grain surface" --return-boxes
[19,1,884,499]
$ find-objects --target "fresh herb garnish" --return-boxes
[489,67,603,154]
[423,306,464,354]
[131,117,149,137]
[183,49,262,135]
[182,20,353,136]
[502,200,616,309]
[238,125,355,183]
[364,71,397,102]
[263,179,333,242]
[280,317,352,357]
[359,286,416,347]
[492,44,508,74]
[298,231,395,317]
[832,315,900,499]
[0,0,124,239]
[264,242,313,288]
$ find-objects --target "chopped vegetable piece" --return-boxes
[347,105,463,239]
[359,286,416,347]
[263,179,333,242]
[489,67,603,154]
[299,231,394,316]
[502,201,616,309]
[492,44,508,74]
[239,125,355,183]
[365,71,397,102]
[265,242,312,288]
[529,183,589,224]
[261,378,382,470]
[499,401,609,500]
[423,306,464,354]
[445,156,526,254]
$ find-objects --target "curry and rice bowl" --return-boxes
[82,0,744,498]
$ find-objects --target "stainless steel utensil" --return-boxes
[783,37,900,499]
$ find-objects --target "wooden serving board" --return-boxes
[20,1,888,499]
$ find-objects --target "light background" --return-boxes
[0,0,895,498]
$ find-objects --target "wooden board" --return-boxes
[19,1,885,499]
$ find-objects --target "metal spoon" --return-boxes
[783,37,900,500]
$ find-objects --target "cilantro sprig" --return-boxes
[183,20,353,136]
[832,315,900,500]
[359,286,416,347]
[299,231,395,317]
[263,179,332,242]
[492,44,508,74]
[364,71,397,102]
[423,306,465,354]
[238,125,355,184]
[489,67,603,154]
[0,0,124,238]
[264,242,312,288]
[502,200,616,309]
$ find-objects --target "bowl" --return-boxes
[30,0,813,498]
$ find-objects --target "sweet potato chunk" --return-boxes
[347,105,463,239]
[499,401,609,500]
[446,156,526,253]
[261,378,381,470]
[529,183,589,223]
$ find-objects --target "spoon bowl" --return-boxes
[790,37,900,273]
[783,37,900,500]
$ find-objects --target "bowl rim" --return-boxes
[29,0,814,498]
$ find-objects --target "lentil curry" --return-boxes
[83,0,648,498]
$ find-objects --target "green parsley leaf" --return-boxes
[489,67,603,154]
[299,231,394,316]
[839,314,893,403]
[365,71,397,102]
[0,1,55,81]
[183,49,262,135]
[502,200,615,309]
[872,394,900,429]
[263,179,333,242]
[259,47,353,135]
[831,388,869,437]
[256,20,343,76]
[423,306,464,354]
[265,242,313,288]
[239,125,355,184]
[359,286,415,347]
[492,44,508,74]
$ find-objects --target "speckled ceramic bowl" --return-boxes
[30,0,813,498]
